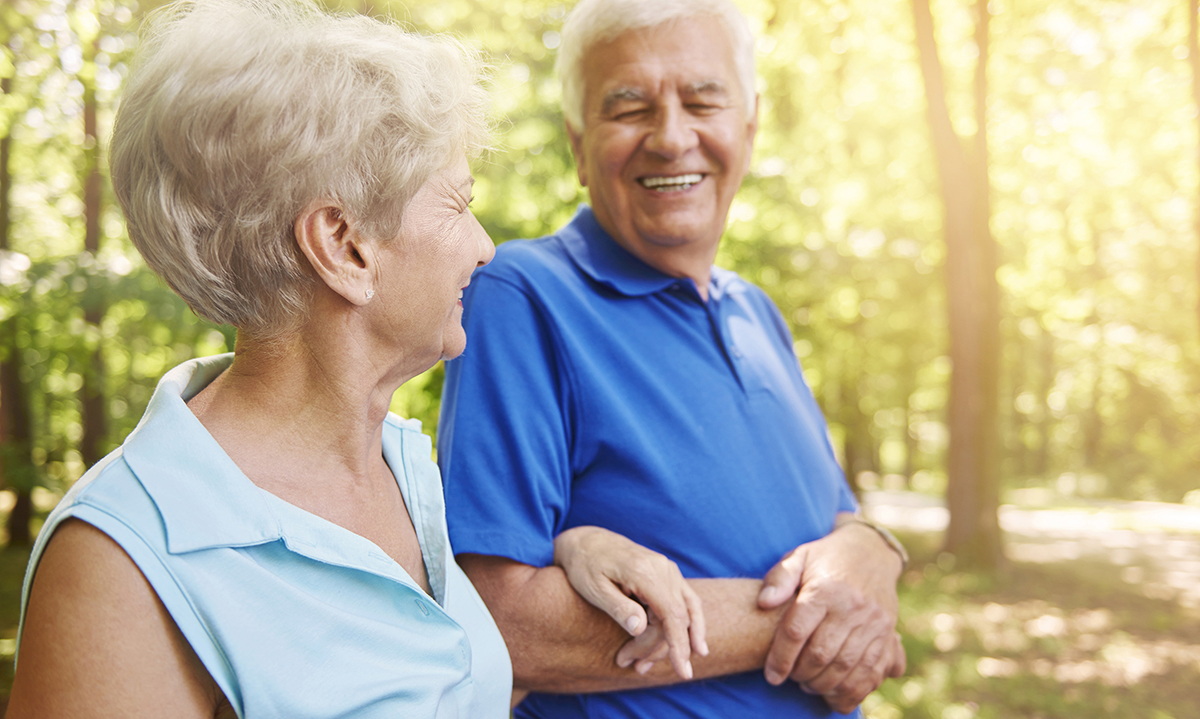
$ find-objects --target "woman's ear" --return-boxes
[294,200,375,306]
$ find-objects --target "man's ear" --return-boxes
[566,122,588,188]
[294,200,374,306]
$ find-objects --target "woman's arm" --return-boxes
[7,519,227,719]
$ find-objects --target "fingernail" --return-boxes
[799,683,816,694]
[699,640,710,656]
[625,616,641,634]
[759,586,777,604]
[636,661,653,675]
[683,660,693,680]
[616,655,633,668]
[765,670,782,685]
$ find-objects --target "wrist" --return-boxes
[834,513,908,574]
[552,526,594,567]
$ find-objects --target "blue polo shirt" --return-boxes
[439,206,857,719]
[19,355,512,719]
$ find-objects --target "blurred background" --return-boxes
[1,0,1198,716]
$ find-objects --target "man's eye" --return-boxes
[614,108,649,120]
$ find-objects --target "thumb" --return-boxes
[758,546,807,608]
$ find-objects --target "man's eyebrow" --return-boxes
[682,80,728,96]
[601,87,647,114]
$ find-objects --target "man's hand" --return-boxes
[756,516,906,712]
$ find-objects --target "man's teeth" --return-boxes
[640,174,703,191]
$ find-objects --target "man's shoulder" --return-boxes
[474,233,582,295]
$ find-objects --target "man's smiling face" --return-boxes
[569,14,758,276]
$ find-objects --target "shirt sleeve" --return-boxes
[438,272,573,569]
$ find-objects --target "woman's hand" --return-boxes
[554,526,708,680]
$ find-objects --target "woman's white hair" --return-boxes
[110,0,490,339]
[556,0,756,131]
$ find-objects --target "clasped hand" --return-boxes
[553,522,904,713]
[757,521,907,713]
[553,526,708,680]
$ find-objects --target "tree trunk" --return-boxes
[79,34,108,468]
[0,73,34,546]
[1190,0,1200,336]
[1033,324,1053,478]
[912,0,1003,568]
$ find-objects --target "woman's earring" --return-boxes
[365,289,375,300]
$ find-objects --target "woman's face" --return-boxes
[372,153,494,364]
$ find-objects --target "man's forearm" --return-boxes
[459,554,786,693]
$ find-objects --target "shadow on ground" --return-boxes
[864,491,1200,719]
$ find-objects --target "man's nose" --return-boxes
[643,102,698,159]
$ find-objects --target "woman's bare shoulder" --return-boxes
[6,518,227,719]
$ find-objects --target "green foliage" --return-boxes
[1,0,1199,521]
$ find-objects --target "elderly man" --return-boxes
[438,0,907,716]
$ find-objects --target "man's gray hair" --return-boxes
[111,0,489,340]
[556,0,756,131]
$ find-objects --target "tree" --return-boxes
[912,0,1003,568]
[1190,0,1200,337]
[74,2,107,467]
[1,14,38,546]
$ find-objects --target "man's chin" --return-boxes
[633,219,722,250]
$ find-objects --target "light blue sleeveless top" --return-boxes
[17,355,512,718]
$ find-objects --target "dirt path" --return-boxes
[862,490,1200,609]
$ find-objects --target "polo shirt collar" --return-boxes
[560,205,741,300]
[559,205,684,297]
[122,354,283,553]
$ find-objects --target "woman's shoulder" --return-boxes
[39,448,164,552]
[9,517,222,718]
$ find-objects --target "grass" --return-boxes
[0,529,1195,717]
[865,532,1200,719]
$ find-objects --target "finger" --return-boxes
[823,691,863,716]
[819,636,890,714]
[886,632,906,677]
[656,599,694,680]
[764,599,826,685]
[791,614,855,685]
[758,546,807,608]
[683,584,709,657]
[634,639,670,675]
[615,618,665,668]
[626,562,697,681]
[798,624,872,695]
[806,631,887,699]
[797,596,892,693]
[573,574,649,636]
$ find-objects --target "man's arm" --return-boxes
[459,554,786,693]
[464,515,905,709]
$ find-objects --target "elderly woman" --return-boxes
[6,1,703,717]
